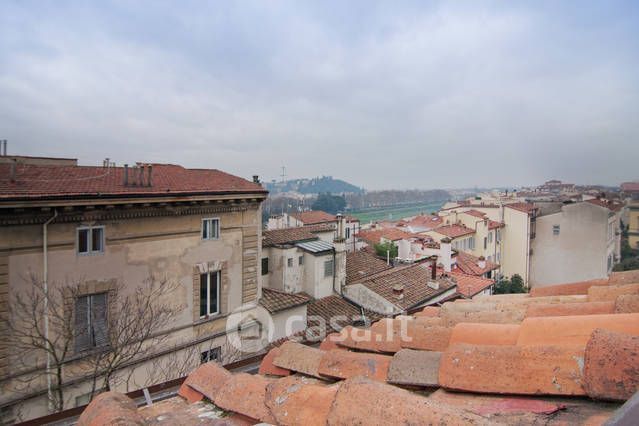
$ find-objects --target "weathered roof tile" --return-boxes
[318,349,392,382]
[258,346,291,377]
[439,344,587,396]
[583,329,639,401]
[272,341,325,378]
[213,373,276,423]
[265,376,339,426]
[387,349,441,387]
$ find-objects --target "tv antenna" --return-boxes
[280,166,287,183]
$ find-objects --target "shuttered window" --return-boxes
[199,271,220,317]
[75,293,108,352]
[324,259,334,277]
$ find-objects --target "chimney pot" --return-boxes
[123,164,129,186]
[252,175,259,184]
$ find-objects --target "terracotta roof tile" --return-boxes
[621,181,639,193]
[258,347,291,377]
[180,362,231,402]
[306,295,384,339]
[318,349,392,382]
[350,263,456,310]
[387,349,441,387]
[505,202,538,214]
[525,301,615,317]
[454,251,499,276]
[336,324,402,353]
[77,392,144,426]
[463,209,486,218]
[413,306,441,317]
[265,375,339,426]
[262,224,334,247]
[586,198,624,212]
[355,228,416,244]
[290,210,336,225]
[345,249,392,284]
[272,341,325,378]
[609,269,639,284]
[432,224,475,238]
[213,373,276,423]
[588,283,639,302]
[449,323,520,346]
[259,288,311,314]
[0,163,266,201]
[401,323,452,352]
[583,329,639,401]
[439,344,587,396]
[615,294,639,313]
[530,279,609,297]
[326,377,487,425]
[451,271,495,298]
[516,313,639,346]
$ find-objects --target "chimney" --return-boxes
[478,256,486,269]
[252,175,260,184]
[147,165,153,187]
[123,164,129,186]
[392,284,404,300]
[440,237,452,273]
[138,165,145,186]
[431,256,437,280]
[335,213,346,242]
[1,140,6,156]
[10,159,17,182]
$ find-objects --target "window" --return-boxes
[200,347,221,364]
[77,226,104,255]
[496,229,501,242]
[553,225,560,236]
[199,271,220,317]
[298,256,304,266]
[324,259,334,277]
[488,232,493,243]
[202,218,220,240]
[469,237,475,250]
[261,258,269,275]
[75,293,108,352]
[287,258,293,267]
[483,237,487,250]
[345,227,351,239]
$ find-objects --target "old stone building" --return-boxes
[0,157,267,421]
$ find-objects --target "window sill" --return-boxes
[193,312,228,326]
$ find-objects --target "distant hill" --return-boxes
[265,176,363,195]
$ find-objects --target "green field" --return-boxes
[349,201,446,224]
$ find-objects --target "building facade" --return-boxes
[0,160,267,421]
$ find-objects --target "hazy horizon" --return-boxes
[2,1,638,189]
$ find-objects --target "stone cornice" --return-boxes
[0,200,262,226]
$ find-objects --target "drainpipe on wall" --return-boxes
[43,209,58,412]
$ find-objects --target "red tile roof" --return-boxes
[262,224,334,247]
[404,214,443,229]
[451,271,494,298]
[488,220,505,229]
[586,198,624,212]
[0,163,267,202]
[346,249,392,284]
[432,224,475,238]
[505,202,537,214]
[621,182,639,193]
[78,271,639,426]
[259,288,311,313]
[290,210,337,225]
[463,209,486,219]
[350,263,456,310]
[356,228,415,244]
[455,251,500,276]
[306,295,384,338]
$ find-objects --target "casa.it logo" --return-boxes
[225,303,274,354]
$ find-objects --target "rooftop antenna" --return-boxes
[280,166,287,216]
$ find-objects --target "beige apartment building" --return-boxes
[529,200,622,287]
[0,157,267,421]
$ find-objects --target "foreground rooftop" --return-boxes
[78,269,639,425]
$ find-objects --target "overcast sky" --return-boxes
[1,1,638,189]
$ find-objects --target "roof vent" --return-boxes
[392,284,404,299]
